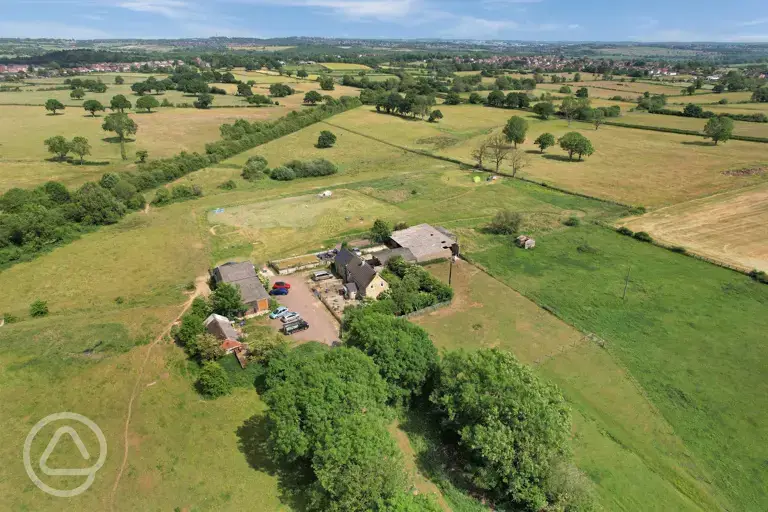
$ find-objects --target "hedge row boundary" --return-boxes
[601,120,768,143]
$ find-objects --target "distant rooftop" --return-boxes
[389,224,455,262]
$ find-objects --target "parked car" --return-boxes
[270,287,289,296]
[312,270,333,281]
[272,281,291,290]
[269,306,289,319]
[282,320,309,335]
[281,312,301,323]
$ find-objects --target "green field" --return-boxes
[319,62,372,71]
[621,109,768,138]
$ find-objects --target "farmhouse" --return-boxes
[389,224,457,263]
[203,313,246,354]
[211,261,270,315]
[334,249,390,299]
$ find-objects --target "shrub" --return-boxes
[370,219,392,243]
[749,269,768,284]
[3,313,19,324]
[270,166,295,181]
[219,179,237,190]
[563,216,581,226]
[670,246,687,254]
[617,226,634,236]
[30,300,49,317]
[317,130,337,148]
[488,210,522,235]
[242,155,269,180]
[197,361,231,398]
[633,231,653,242]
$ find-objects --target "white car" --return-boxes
[281,312,301,323]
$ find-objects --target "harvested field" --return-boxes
[621,183,768,271]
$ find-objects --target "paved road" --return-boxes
[269,274,341,345]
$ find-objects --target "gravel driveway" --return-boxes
[269,274,341,345]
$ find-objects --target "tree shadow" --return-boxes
[101,136,136,144]
[525,149,543,155]
[66,160,110,167]
[542,154,580,162]
[681,140,715,147]
[46,113,64,116]
[82,114,104,118]
[236,414,311,510]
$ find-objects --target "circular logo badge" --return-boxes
[23,412,107,498]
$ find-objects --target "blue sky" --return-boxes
[1,0,767,42]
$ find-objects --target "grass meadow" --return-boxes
[620,109,768,138]
[319,62,372,71]
[465,224,768,511]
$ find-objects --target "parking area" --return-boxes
[269,273,341,345]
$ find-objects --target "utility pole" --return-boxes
[622,265,631,301]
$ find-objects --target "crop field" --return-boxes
[325,106,768,206]
[620,110,768,138]
[0,104,290,192]
[621,182,768,271]
[319,62,372,71]
[415,260,723,511]
[466,224,768,511]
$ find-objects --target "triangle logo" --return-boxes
[39,426,93,476]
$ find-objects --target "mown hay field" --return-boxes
[668,91,754,104]
[319,62,372,71]
[621,182,768,271]
[327,105,768,206]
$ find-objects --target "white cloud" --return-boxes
[117,0,190,18]
[630,29,706,42]
[725,33,768,41]
[228,0,418,21]
[0,21,111,38]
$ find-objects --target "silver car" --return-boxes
[281,312,301,323]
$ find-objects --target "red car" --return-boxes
[272,281,291,290]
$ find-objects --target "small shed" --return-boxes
[516,235,536,250]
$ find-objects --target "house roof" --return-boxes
[212,261,257,284]
[389,224,456,262]
[236,277,270,305]
[336,249,377,289]
[211,261,268,306]
[372,247,417,267]
[204,314,239,341]
[220,340,245,352]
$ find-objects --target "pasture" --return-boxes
[324,105,768,206]
[667,91,754,104]
[416,260,724,511]
[466,223,768,511]
[621,182,768,271]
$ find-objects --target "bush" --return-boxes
[270,166,295,181]
[563,216,581,227]
[749,269,768,284]
[30,300,49,317]
[633,231,653,242]
[197,361,231,398]
[317,130,337,148]
[617,226,634,236]
[369,219,392,243]
[488,210,522,235]
[670,246,687,254]
[242,155,269,180]
[219,179,237,190]
[2,313,19,324]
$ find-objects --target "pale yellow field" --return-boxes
[621,182,768,272]
[319,62,372,71]
[621,110,768,139]
[668,92,754,104]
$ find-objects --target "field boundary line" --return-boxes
[107,274,209,511]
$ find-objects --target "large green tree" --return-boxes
[558,132,595,161]
[502,116,528,148]
[70,136,91,164]
[136,95,160,113]
[534,132,555,153]
[72,182,126,225]
[532,101,555,120]
[197,361,231,398]
[102,113,137,160]
[83,99,105,117]
[304,90,323,105]
[44,135,70,161]
[210,282,247,318]
[431,349,571,510]
[344,309,438,403]
[110,94,132,113]
[703,116,734,145]
[45,98,65,115]
[369,219,392,243]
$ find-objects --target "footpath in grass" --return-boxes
[415,260,723,511]
[466,224,768,511]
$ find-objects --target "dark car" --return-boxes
[272,281,291,290]
[269,287,289,296]
[282,320,309,335]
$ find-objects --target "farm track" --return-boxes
[107,274,210,511]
